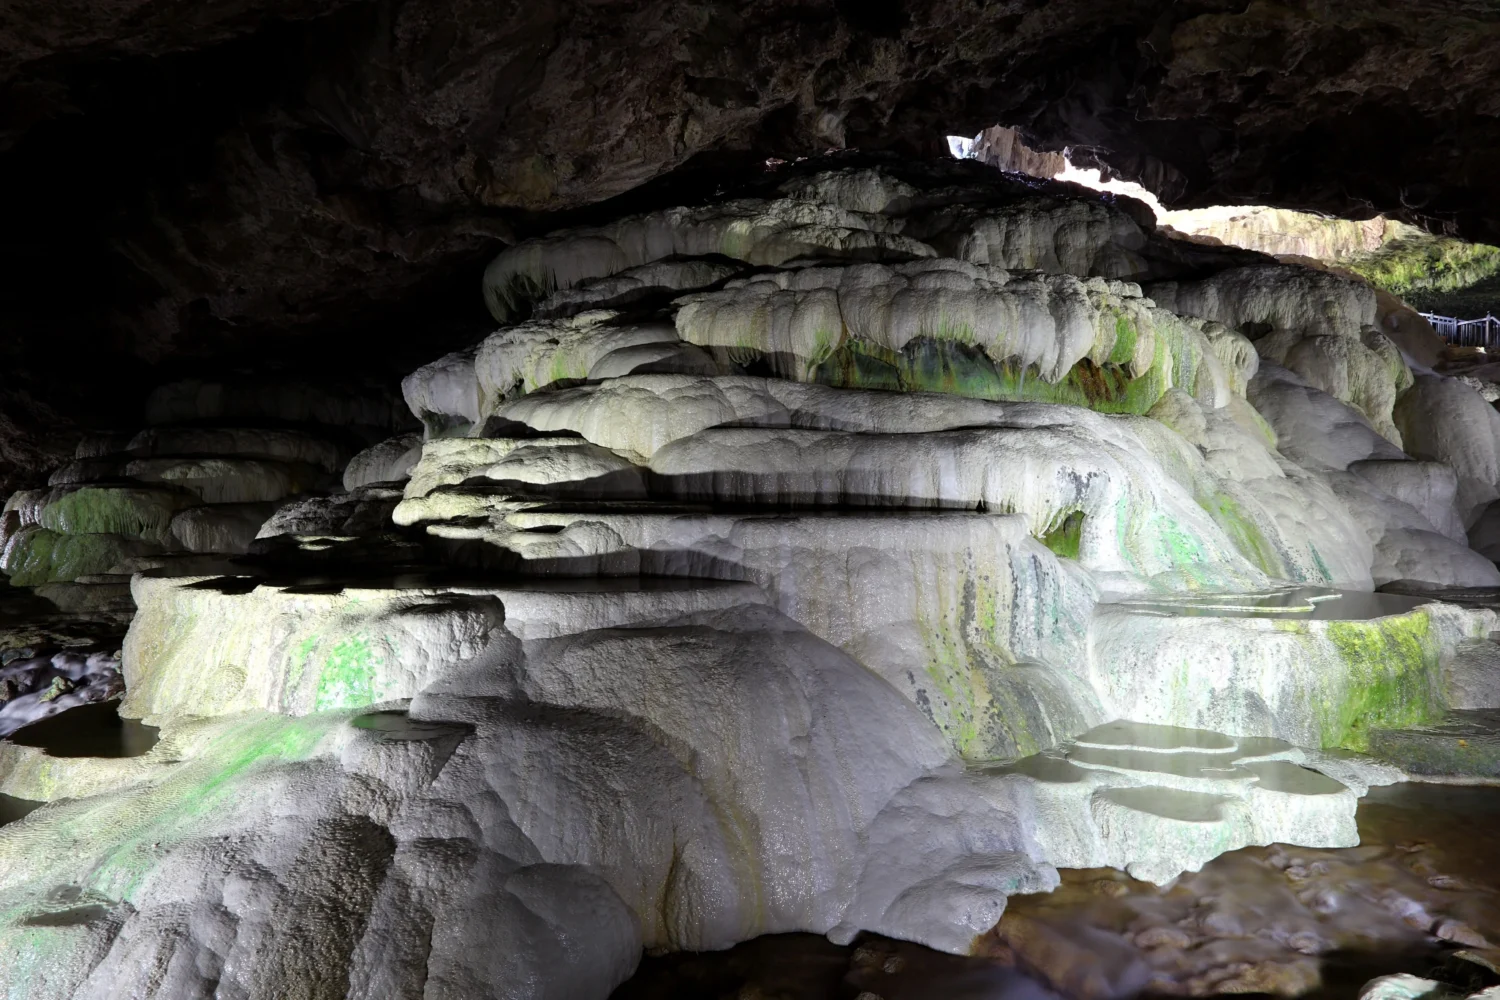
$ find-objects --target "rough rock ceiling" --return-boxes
[1,0,1498,488]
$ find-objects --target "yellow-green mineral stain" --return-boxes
[1106,311,1138,366]
[40,487,186,544]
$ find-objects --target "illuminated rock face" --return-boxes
[0,583,1061,995]
[0,377,415,591]
[4,164,1500,998]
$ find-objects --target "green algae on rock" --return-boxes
[1087,599,1491,751]
[0,528,157,587]
[39,487,196,546]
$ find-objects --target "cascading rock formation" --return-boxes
[2,157,1500,998]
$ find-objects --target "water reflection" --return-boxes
[0,794,41,826]
[6,700,159,758]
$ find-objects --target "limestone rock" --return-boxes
[1358,974,1448,1000]
[1237,365,1491,589]
[996,721,1360,884]
[127,426,347,474]
[966,126,1068,179]
[1325,471,1500,589]
[169,503,279,554]
[343,433,423,491]
[71,432,135,460]
[47,457,126,485]
[0,527,162,587]
[1140,387,1376,589]
[473,315,681,413]
[8,155,1500,998]
[483,194,934,322]
[401,437,645,504]
[482,375,1277,592]
[400,348,481,436]
[532,258,743,319]
[405,504,1102,759]
[675,259,1228,411]
[1468,500,1500,563]
[1349,460,1466,545]
[255,486,405,540]
[1154,266,1410,444]
[123,457,332,505]
[1087,594,1497,749]
[913,193,1150,279]
[0,581,1060,995]
[1394,375,1500,527]
[38,486,196,546]
[1368,711,1500,778]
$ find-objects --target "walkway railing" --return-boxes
[1421,311,1500,348]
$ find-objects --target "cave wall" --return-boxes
[3,0,1500,489]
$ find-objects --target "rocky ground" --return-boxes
[614,784,1500,1000]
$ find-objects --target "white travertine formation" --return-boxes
[168,502,278,554]
[127,427,347,474]
[343,433,423,490]
[912,195,1151,279]
[1088,595,1497,748]
[674,260,1204,388]
[414,507,1102,759]
[1002,721,1367,884]
[482,196,934,322]
[1394,374,1500,527]
[0,584,1066,995]
[1152,266,1411,445]
[5,163,1500,999]
[532,258,742,319]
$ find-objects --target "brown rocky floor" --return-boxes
[611,784,1500,1000]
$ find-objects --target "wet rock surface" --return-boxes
[613,785,1500,1000]
[3,161,1500,996]
[979,783,1500,1000]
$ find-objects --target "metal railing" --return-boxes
[1421,311,1500,348]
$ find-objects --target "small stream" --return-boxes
[613,783,1500,1000]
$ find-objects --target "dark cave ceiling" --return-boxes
[2,0,1499,487]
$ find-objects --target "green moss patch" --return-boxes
[1,528,153,587]
[312,635,388,712]
[40,487,194,544]
[811,329,1209,416]
[1341,221,1500,311]
[1321,612,1443,751]
[1040,511,1084,561]
[1199,493,1281,577]
[1106,310,1139,366]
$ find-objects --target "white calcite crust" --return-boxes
[0,585,1064,995]
[674,260,1180,385]
[1152,265,1409,445]
[1006,721,1363,885]
[8,162,1500,999]
[343,433,423,490]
